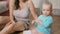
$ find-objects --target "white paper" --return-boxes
[23,30,32,34]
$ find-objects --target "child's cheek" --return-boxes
[47,11,51,15]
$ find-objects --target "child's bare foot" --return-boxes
[31,28,38,34]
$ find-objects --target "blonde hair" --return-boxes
[42,2,52,10]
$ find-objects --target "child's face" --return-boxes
[42,4,52,16]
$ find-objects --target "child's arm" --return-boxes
[32,19,40,26]
[35,19,43,25]
[32,19,43,26]
[37,18,53,28]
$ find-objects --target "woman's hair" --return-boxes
[15,0,28,10]
[15,0,20,10]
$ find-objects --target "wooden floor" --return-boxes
[51,16,60,34]
[19,16,60,34]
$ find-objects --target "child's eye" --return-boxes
[47,10,50,11]
[47,10,51,11]
[42,9,51,11]
[42,9,45,11]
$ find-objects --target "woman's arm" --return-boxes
[9,0,15,23]
[28,0,38,19]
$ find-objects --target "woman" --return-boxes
[0,0,38,34]
[9,0,38,31]
[0,0,37,34]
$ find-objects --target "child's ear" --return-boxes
[50,10,53,15]
[41,9,43,14]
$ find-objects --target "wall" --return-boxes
[0,1,8,14]
[48,0,60,15]
[49,0,60,9]
[32,0,41,8]
[32,0,60,15]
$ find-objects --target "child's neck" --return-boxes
[42,14,50,17]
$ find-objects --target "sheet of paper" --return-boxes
[23,30,31,34]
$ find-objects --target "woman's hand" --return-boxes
[11,20,15,24]
[5,21,15,28]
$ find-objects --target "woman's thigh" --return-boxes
[13,21,32,31]
[13,21,25,31]
[0,16,10,24]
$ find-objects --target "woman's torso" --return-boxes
[13,2,30,21]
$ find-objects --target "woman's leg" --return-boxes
[0,16,16,34]
[13,21,31,31]
[0,21,15,34]
[0,16,25,33]
[13,21,25,31]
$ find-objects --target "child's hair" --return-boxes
[42,2,52,10]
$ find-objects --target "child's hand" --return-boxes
[32,20,38,27]
[35,19,43,25]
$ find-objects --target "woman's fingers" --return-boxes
[5,21,11,27]
[5,21,16,29]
